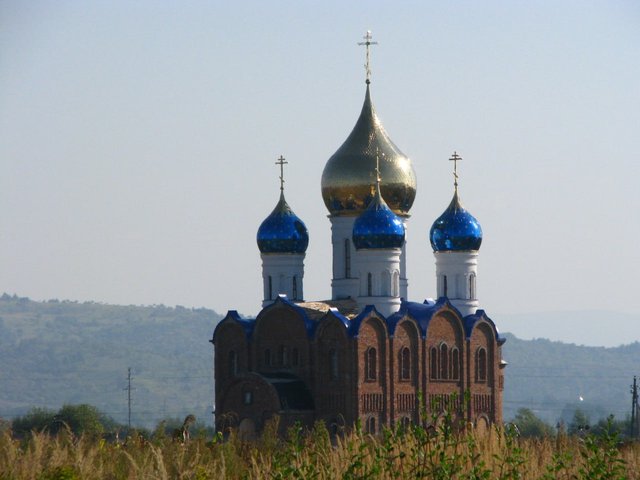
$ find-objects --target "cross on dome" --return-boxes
[358,30,378,85]
[275,155,288,192]
[449,151,462,191]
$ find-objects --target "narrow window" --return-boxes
[400,416,410,432]
[400,347,411,380]
[451,347,460,380]
[292,348,299,366]
[228,350,238,376]
[366,347,377,381]
[367,273,373,296]
[279,345,288,366]
[264,349,272,366]
[440,343,448,379]
[268,276,273,300]
[469,274,476,300]
[243,391,253,405]
[344,239,351,278]
[292,275,298,300]
[477,347,487,382]
[367,416,376,434]
[430,347,438,379]
[443,275,448,297]
[392,271,399,297]
[329,348,338,379]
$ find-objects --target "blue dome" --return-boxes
[257,192,309,254]
[430,190,482,251]
[353,189,405,249]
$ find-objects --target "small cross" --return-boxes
[358,30,378,85]
[275,155,288,191]
[449,151,462,190]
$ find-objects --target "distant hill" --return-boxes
[501,333,639,424]
[0,294,222,428]
[0,294,637,428]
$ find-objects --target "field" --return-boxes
[1,419,638,479]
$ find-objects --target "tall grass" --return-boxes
[0,421,638,479]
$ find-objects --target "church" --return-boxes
[211,34,506,437]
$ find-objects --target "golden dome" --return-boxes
[321,85,417,217]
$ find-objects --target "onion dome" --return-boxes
[430,190,482,252]
[321,85,417,217]
[353,184,405,250]
[257,192,309,254]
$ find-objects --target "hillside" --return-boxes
[0,294,637,428]
[0,294,222,428]
[501,333,639,424]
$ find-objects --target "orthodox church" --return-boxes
[211,34,506,437]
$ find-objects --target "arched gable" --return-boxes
[252,297,312,373]
[212,314,250,395]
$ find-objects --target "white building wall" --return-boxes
[355,248,402,317]
[330,216,359,300]
[261,253,305,308]
[434,250,479,317]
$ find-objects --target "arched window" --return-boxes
[367,273,373,296]
[344,239,351,278]
[443,275,448,297]
[228,350,238,376]
[476,347,487,382]
[366,347,377,381]
[440,343,449,379]
[329,348,339,379]
[451,347,460,380]
[292,275,298,300]
[469,274,476,300]
[367,416,376,434]
[279,345,288,366]
[268,276,273,300]
[291,348,299,366]
[264,349,272,366]
[400,347,411,380]
[430,347,438,379]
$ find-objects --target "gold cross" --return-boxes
[275,155,288,191]
[358,30,378,85]
[449,151,462,190]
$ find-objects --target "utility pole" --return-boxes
[632,376,638,439]
[124,367,134,430]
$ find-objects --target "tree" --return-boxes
[53,404,110,437]
[512,408,554,437]
[11,407,56,437]
[568,408,591,436]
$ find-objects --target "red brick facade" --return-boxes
[212,297,505,435]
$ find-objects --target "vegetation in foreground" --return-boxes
[1,414,638,480]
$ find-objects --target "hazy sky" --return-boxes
[1,2,639,344]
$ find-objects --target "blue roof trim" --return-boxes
[463,309,506,345]
[211,310,255,343]
[349,305,387,338]
[313,308,351,339]
[395,297,450,338]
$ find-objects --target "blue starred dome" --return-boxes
[257,192,309,254]
[353,188,405,249]
[430,190,482,252]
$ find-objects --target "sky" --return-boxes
[1,1,639,346]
